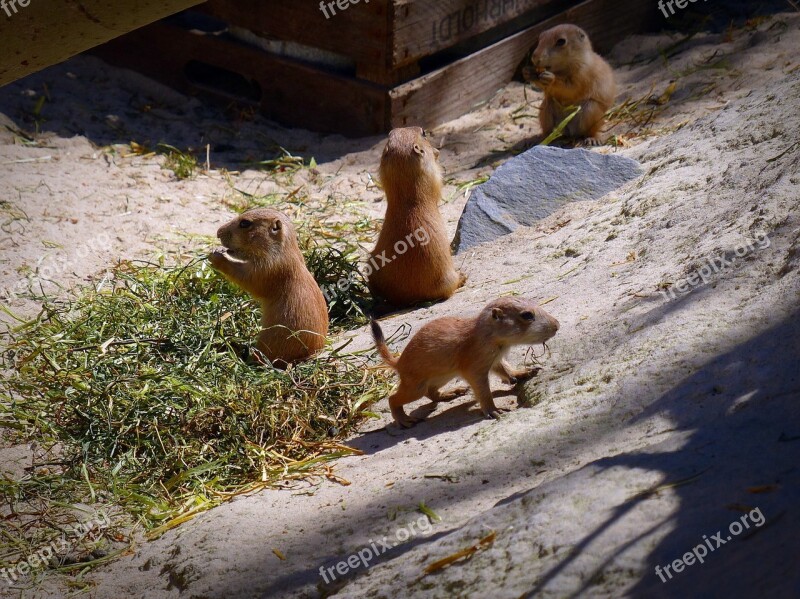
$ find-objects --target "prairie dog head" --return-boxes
[216,208,300,266]
[480,297,560,346]
[379,126,443,198]
[532,24,592,74]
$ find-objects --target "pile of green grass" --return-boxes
[0,247,389,544]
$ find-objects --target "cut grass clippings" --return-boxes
[0,248,391,568]
[0,158,385,582]
[158,144,198,180]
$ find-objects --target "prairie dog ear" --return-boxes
[433,147,440,160]
[413,143,424,156]
[271,219,283,234]
[492,307,503,320]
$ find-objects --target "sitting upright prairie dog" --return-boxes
[524,24,616,146]
[367,126,466,307]
[209,208,329,367]
[371,297,560,428]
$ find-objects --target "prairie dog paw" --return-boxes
[396,414,422,428]
[208,248,228,267]
[392,406,422,428]
[538,71,556,86]
[580,136,603,147]
[483,407,510,420]
[509,366,541,383]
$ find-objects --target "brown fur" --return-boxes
[524,24,617,145]
[371,297,560,428]
[209,208,329,367]
[367,126,466,306]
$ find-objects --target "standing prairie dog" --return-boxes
[209,208,329,367]
[524,24,616,146]
[371,297,560,428]
[367,126,466,307]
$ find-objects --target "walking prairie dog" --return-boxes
[368,126,466,307]
[371,297,560,428]
[209,208,329,367]
[524,24,616,145]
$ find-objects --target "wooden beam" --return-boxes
[0,0,205,87]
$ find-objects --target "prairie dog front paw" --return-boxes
[538,71,556,86]
[208,248,229,268]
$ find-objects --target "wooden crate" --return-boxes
[92,0,660,136]
[94,18,389,136]
[199,0,576,84]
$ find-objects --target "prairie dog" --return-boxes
[524,24,616,145]
[371,297,560,428]
[209,208,329,367]
[367,126,466,307]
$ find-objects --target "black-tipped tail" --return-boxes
[370,319,398,368]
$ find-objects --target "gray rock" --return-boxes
[452,146,642,253]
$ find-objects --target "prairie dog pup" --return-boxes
[524,24,616,145]
[209,208,329,367]
[368,126,466,307]
[371,297,560,428]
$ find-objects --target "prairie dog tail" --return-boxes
[370,319,398,368]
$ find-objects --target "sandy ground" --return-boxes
[1,11,799,599]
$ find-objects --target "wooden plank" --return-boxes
[200,0,391,68]
[357,62,421,86]
[93,22,390,137]
[390,0,660,129]
[0,0,204,87]
[391,0,567,67]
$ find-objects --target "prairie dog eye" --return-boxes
[521,311,535,321]
[556,38,567,47]
[239,219,253,229]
